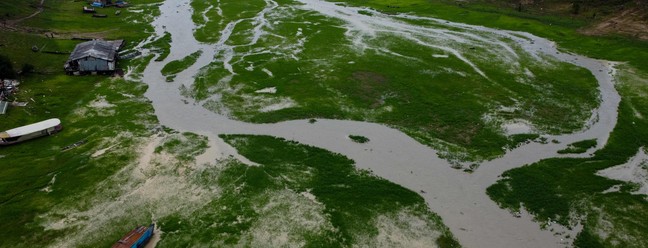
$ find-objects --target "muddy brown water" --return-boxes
[135,0,620,247]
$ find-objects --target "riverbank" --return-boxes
[0,0,646,247]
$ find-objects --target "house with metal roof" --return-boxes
[65,39,124,74]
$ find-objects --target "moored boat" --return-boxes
[112,224,155,248]
[0,118,62,145]
[82,6,96,13]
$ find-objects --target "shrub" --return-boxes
[0,55,16,78]
[20,64,35,75]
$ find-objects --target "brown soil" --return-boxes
[486,0,648,41]
[353,71,387,85]
[580,8,648,41]
[54,30,116,39]
[351,71,388,108]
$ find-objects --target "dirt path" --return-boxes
[0,0,47,34]
[6,0,46,25]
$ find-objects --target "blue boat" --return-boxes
[112,224,154,248]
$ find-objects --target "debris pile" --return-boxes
[0,79,19,101]
[0,79,28,114]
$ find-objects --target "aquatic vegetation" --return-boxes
[187,0,599,162]
[161,50,203,80]
[349,135,370,143]
[487,65,648,247]
[1,0,647,247]
[557,139,598,154]
[143,32,172,62]
[155,132,209,161]
[157,134,458,247]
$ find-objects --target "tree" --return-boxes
[0,55,16,79]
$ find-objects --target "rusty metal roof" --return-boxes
[68,40,124,61]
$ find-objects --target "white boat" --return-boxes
[0,118,62,145]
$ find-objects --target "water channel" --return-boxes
[135,1,621,247]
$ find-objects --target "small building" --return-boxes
[65,39,124,75]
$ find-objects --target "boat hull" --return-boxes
[112,224,154,248]
[0,120,62,146]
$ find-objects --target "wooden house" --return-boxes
[65,40,124,75]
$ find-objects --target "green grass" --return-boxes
[155,134,459,247]
[336,0,648,72]
[1,0,646,247]
[0,0,164,74]
[155,132,209,161]
[318,1,648,245]
[21,0,162,41]
[0,1,163,246]
[0,31,79,74]
[0,75,158,247]
[0,0,40,21]
[1,2,458,246]
[487,65,648,247]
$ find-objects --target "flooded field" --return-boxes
[5,0,648,246]
[125,0,621,247]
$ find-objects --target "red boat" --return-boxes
[112,224,155,248]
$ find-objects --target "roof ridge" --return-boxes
[67,39,123,62]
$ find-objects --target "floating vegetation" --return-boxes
[349,135,370,143]
[557,139,597,154]
[161,50,203,77]
[487,66,648,248]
